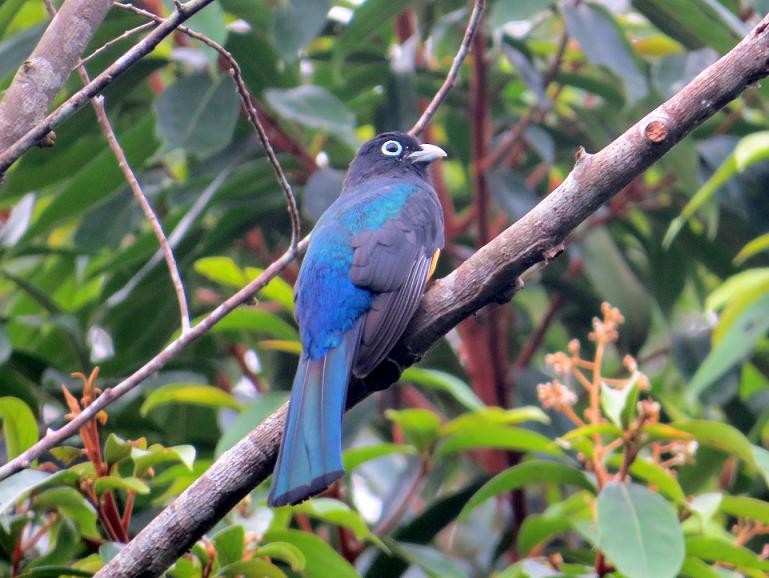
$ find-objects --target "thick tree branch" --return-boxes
[0,0,112,152]
[94,13,769,578]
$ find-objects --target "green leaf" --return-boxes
[131,443,196,476]
[734,130,769,172]
[140,383,242,416]
[632,0,743,53]
[14,567,93,578]
[253,542,305,572]
[293,498,373,542]
[334,0,411,53]
[194,256,248,288]
[488,0,550,28]
[216,393,287,457]
[343,442,417,471]
[33,487,100,539]
[685,536,769,571]
[400,367,484,411]
[460,460,595,520]
[600,377,639,428]
[0,396,38,459]
[597,482,685,578]
[680,556,722,578]
[216,559,287,578]
[264,529,360,578]
[751,445,769,487]
[735,233,769,265]
[719,495,769,525]
[690,291,769,398]
[92,476,150,496]
[244,267,295,312]
[104,433,133,467]
[212,524,245,567]
[270,0,329,61]
[705,268,769,312]
[562,2,647,103]
[441,406,548,435]
[0,192,34,247]
[517,514,573,558]
[671,421,754,465]
[264,85,356,145]
[208,308,299,341]
[628,459,687,504]
[155,72,239,158]
[49,446,82,465]
[437,425,563,458]
[385,409,440,453]
[688,493,723,526]
[0,469,51,514]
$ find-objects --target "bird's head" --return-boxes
[343,132,447,188]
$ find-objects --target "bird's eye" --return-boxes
[381,140,402,156]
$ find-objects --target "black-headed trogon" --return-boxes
[268,132,446,507]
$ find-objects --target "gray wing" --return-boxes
[350,190,444,378]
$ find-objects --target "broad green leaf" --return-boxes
[244,267,295,312]
[688,493,723,526]
[441,406,549,436]
[680,557,722,578]
[719,495,769,524]
[253,542,305,571]
[131,443,196,476]
[216,559,287,578]
[104,433,133,467]
[689,292,769,398]
[141,383,242,416]
[216,394,287,457]
[264,529,360,578]
[385,409,440,453]
[671,421,753,465]
[334,0,411,54]
[270,0,329,61]
[49,446,82,465]
[194,256,247,288]
[517,514,574,558]
[562,2,647,103]
[735,233,769,265]
[264,85,356,145]
[597,482,685,578]
[33,487,100,539]
[436,425,563,458]
[400,367,484,411]
[343,443,417,471]
[155,72,239,158]
[685,536,769,571]
[93,476,150,496]
[488,0,550,28]
[705,268,769,312]
[0,469,50,513]
[628,459,687,504]
[208,308,299,341]
[0,396,38,459]
[460,460,595,520]
[184,0,227,64]
[212,524,245,567]
[293,498,373,542]
[600,377,639,428]
[632,0,743,53]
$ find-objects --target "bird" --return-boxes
[267,131,446,507]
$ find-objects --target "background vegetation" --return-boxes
[2,0,769,577]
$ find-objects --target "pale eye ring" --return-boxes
[381,140,402,156]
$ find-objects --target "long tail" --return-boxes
[268,322,362,507]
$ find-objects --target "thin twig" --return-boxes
[89,92,192,332]
[114,1,301,248]
[409,0,486,137]
[0,0,217,175]
[80,21,157,66]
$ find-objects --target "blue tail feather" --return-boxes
[268,322,362,506]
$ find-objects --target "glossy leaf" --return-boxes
[0,396,38,459]
[441,406,549,435]
[385,408,440,453]
[436,425,563,458]
[597,482,685,578]
[264,529,360,578]
[0,469,51,514]
[140,383,242,416]
[400,367,484,411]
[685,536,769,571]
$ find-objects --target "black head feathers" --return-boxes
[343,132,446,189]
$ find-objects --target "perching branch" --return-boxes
[0,0,112,152]
[95,12,769,578]
[0,0,217,175]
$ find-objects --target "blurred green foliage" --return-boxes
[2,0,769,576]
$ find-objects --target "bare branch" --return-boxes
[79,21,157,66]
[409,0,485,138]
[0,0,113,151]
[113,1,302,248]
[0,0,217,175]
[92,14,769,576]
